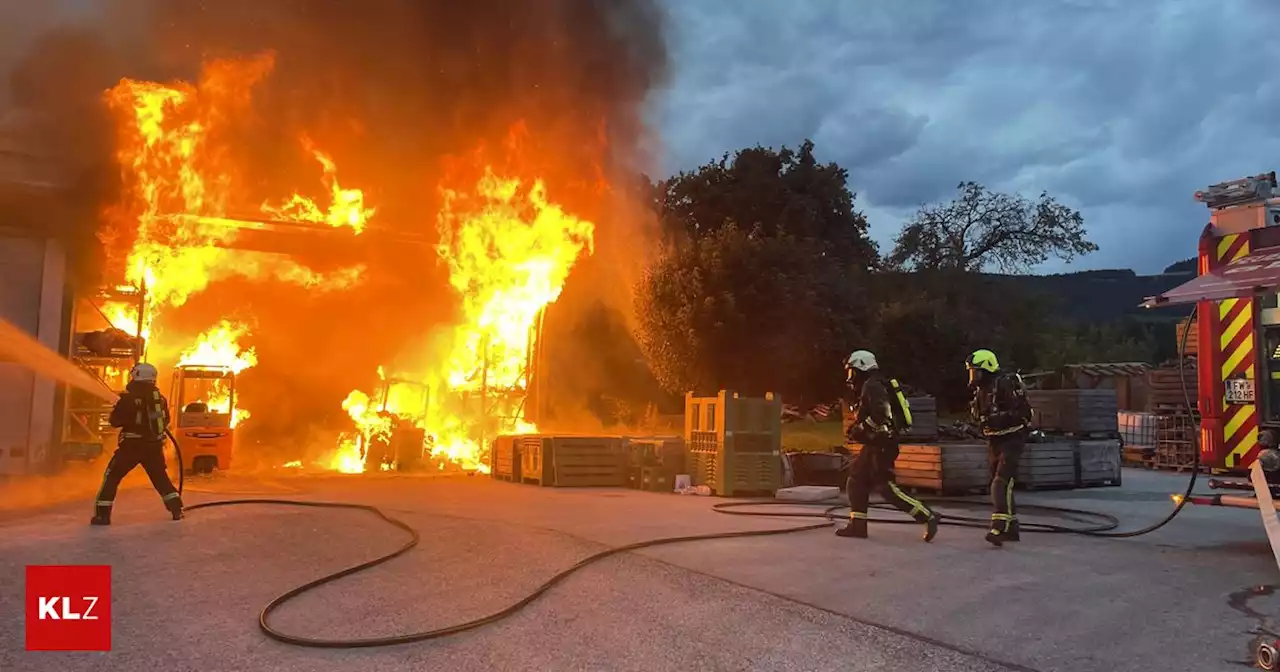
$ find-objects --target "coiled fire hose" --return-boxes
[160,308,1202,649]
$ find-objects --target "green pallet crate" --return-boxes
[518,435,627,487]
[684,390,782,497]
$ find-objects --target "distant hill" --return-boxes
[986,261,1197,323]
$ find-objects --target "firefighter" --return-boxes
[837,350,940,541]
[90,362,184,525]
[966,348,1032,547]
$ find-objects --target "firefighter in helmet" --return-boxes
[91,362,184,525]
[837,350,940,541]
[966,349,1032,546]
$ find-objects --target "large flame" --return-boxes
[337,169,594,473]
[176,321,258,428]
[261,136,376,233]
[103,54,373,429]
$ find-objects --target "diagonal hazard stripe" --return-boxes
[1231,238,1253,262]
[1223,335,1255,380]
[1227,422,1260,469]
[1219,297,1239,322]
[1221,302,1252,347]
[1218,234,1240,261]
[1225,403,1254,443]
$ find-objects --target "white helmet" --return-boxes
[845,350,878,378]
[129,362,158,383]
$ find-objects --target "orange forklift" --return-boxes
[170,364,237,474]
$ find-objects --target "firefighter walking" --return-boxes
[837,350,939,541]
[91,362,184,526]
[966,349,1032,547]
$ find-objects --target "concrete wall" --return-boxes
[0,234,66,475]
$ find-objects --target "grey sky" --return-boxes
[650,0,1280,274]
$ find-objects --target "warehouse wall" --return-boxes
[0,233,67,475]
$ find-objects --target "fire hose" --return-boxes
[152,309,1209,649]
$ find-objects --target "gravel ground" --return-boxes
[0,468,1275,671]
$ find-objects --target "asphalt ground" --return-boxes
[0,467,1276,671]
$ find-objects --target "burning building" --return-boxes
[0,0,668,476]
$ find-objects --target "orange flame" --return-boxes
[261,136,375,233]
[176,321,257,428]
[340,167,594,473]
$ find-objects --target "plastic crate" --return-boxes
[684,390,782,496]
[491,435,522,482]
[519,435,626,487]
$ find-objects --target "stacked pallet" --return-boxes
[1015,440,1077,490]
[1175,318,1198,357]
[1026,390,1119,436]
[1146,361,1198,413]
[848,442,989,495]
[842,395,939,441]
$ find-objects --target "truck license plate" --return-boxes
[1225,378,1256,404]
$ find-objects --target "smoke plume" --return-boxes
[2,0,671,452]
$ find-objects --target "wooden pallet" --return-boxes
[850,442,990,495]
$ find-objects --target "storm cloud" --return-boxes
[653,0,1280,273]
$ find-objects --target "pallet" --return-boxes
[1026,389,1119,435]
[519,435,627,487]
[850,441,990,495]
[491,435,523,482]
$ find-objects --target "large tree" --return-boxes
[635,224,869,405]
[889,181,1097,273]
[654,139,879,270]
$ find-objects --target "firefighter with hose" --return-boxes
[90,362,184,525]
[966,349,1032,547]
[837,350,940,541]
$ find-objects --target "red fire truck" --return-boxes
[1143,172,1280,507]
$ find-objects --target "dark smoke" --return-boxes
[3,0,671,452]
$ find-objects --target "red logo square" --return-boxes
[25,565,112,651]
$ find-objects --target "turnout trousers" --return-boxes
[94,440,183,521]
[846,440,934,526]
[986,432,1025,541]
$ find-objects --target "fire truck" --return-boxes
[1143,172,1280,508]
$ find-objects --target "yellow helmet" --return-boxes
[966,349,1000,373]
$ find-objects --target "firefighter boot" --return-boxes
[836,516,869,538]
[90,505,111,526]
[985,514,1014,547]
[1005,518,1020,542]
[920,512,939,543]
[165,495,184,521]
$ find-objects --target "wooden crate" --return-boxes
[1175,319,1198,357]
[491,435,523,482]
[1075,439,1122,487]
[1026,390,1119,434]
[518,435,627,487]
[1146,363,1197,412]
[848,442,989,495]
[1015,441,1076,490]
[843,395,939,441]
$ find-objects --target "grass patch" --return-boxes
[781,421,845,452]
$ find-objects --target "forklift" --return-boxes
[170,364,237,474]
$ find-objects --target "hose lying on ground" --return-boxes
[165,307,1204,648]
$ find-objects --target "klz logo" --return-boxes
[26,565,111,651]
